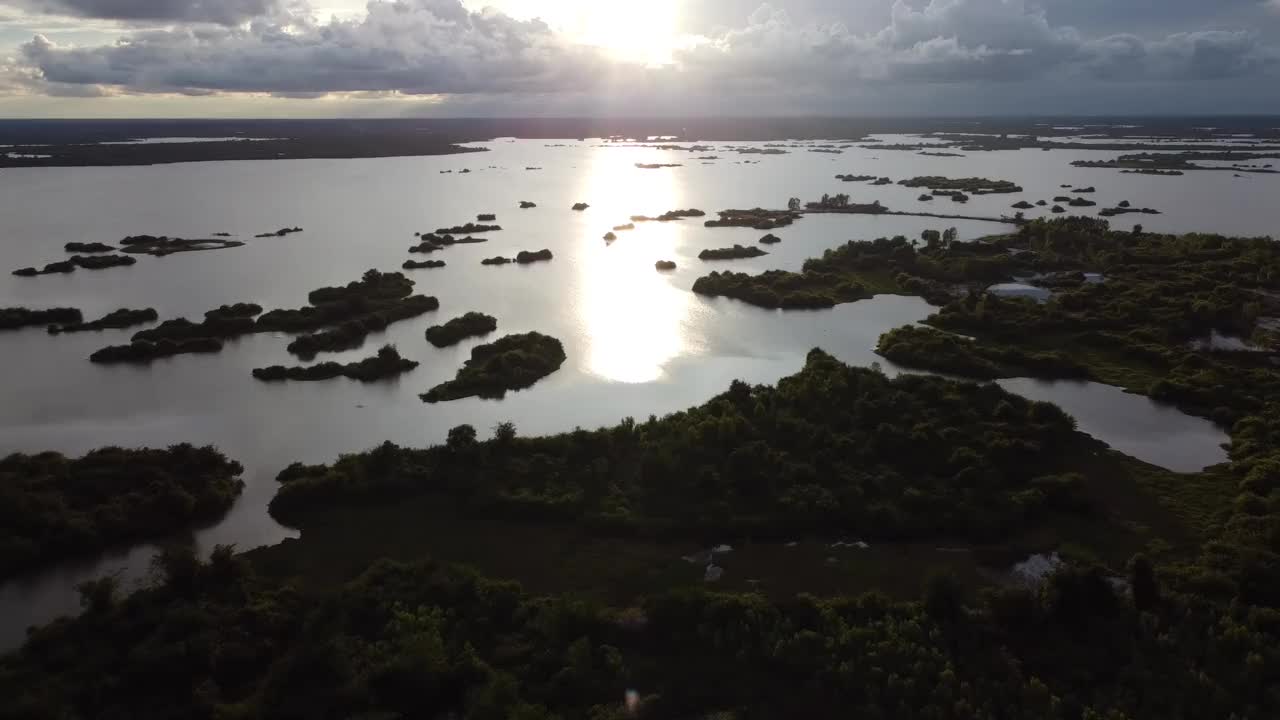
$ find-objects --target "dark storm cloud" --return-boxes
[7,0,1280,113]
[9,0,282,24]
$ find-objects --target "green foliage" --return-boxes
[421,332,567,403]
[877,325,1091,380]
[281,350,1093,542]
[0,445,244,578]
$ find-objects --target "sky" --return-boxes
[0,0,1278,117]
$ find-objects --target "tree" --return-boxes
[787,197,801,211]
[493,421,517,445]
[447,424,477,451]
[942,227,958,247]
[1128,554,1159,611]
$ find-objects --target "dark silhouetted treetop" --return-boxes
[698,245,768,261]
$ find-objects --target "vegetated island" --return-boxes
[425,312,498,347]
[655,260,677,271]
[1072,152,1280,174]
[698,245,769,261]
[254,227,303,238]
[403,259,446,270]
[118,235,245,256]
[63,242,114,253]
[758,233,782,245]
[420,332,566,402]
[252,344,418,382]
[48,308,158,334]
[91,270,435,363]
[612,222,635,231]
[876,325,1091,379]
[630,209,706,222]
[835,173,877,182]
[693,269,870,308]
[519,200,537,208]
[704,208,800,229]
[13,254,137,276]
[1,306,81,330]
[897,176,1024,194]
[0,444,243,579]
[571,202,590,211]
[434,223,501,234]
[635,163,682,169]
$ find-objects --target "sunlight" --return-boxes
[578,0,680,65]
[572,147,695,383]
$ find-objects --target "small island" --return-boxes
[1051,205,1066,213]
[48,308,158,334]
[434,223,501,234]
[603,232,617,241]
[0,444,244,579]
[918,194,933,201]
[836,174,877,182]
[692,269,869,308]
[476,213,497,221]
[758,233,782,244]
[612,223,635,231]
[420,332,566,402]
[631,209,707,222]
[403,259,446,270]
[635,163,681,169]
[1011,201,1034,210]
[1068,197,1097,207]
[14,254,137,277]
[698,244,769,261]
[253,345,418,382]
[705,208,800,229]
[63,242,114,253]
[515,249,553,264]
[519,201,537,208]
[481,256,512,265]
[118,235,245,256]
[655,260,677,271]
[254,227,303,238]
[897,176,1023,194]
[425,312,498,347]
[285,295,440,356]
[571,202,590,211]
[1,306,82,330]
[89,337,224,363]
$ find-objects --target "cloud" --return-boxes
[7,0,283,24]
[7,0,1280,110]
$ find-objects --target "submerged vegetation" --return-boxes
[253,345,418,382]
[0,445,243,578]
[425,312,498,347]
[420,332,566,402]
[47,308,158,334]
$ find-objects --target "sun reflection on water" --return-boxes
[573,149,697,383]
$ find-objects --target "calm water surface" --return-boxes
[0,137,1255,647]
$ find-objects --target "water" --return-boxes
[0,136,1251,647]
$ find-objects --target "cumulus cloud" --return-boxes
[9,0,283,24]
[8,0,1280,106]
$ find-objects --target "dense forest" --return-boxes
[4,217,1280,718]
[0,445,243,579]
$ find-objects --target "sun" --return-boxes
[578,0,679,66]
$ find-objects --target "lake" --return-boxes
[0,136,1255,648]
